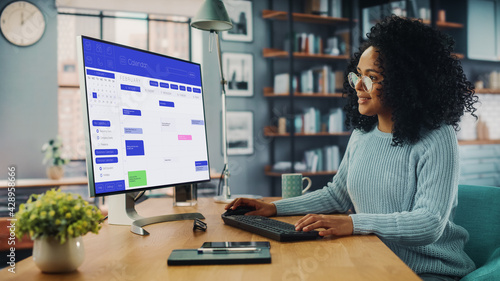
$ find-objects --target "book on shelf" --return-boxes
[325,145,340,171]
[298,65,336,94]
[272,161,307,173]
[294,107,344,134]
[274,73,298,94]
[304,145,340,172]
[300,70,314,93]
[334,70,344,90]
[330,0,342,18]
[284,33,323,54]
[284,32,346,56]
[303,0,342,18]
[273,66,337,95]
[326,108,344,133]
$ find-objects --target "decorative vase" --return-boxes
[46,166,64,180]
[33,236,84,273]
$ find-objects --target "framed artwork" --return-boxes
[222,52,253,97]
[222,1,253,42]
[225,111,254,155]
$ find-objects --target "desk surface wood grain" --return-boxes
[0,197,420,281]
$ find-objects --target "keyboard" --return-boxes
[221,215,321,242]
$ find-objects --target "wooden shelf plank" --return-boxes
[293,52,350,59]
[263,88,343,98]
[458,140,500,145]
[475,88,500,94]
[294,92,343,97]
[294,131,351,137]
[262,9,352,25]
[264,165,337,177]
[264,126,351,137]
[263,48,349,60]
[262,48,289,57]
[263,49,462,60]
[436,21,464,29]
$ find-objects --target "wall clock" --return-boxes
[0,1,46,46]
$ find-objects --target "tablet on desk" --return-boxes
[167,248,271,265]
[201,241,271,249]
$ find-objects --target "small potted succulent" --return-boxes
[15,189,104,273]
[41,136,70,180]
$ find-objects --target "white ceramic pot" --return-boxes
[33,236,84,273]
[46,166,64,180]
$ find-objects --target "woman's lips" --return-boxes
[358,97,371,104]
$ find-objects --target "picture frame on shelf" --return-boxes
[222,52,253,97]
[225,111,254,155]
[222,0,253,42]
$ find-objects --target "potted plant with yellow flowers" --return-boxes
[15,189,104,273]
[42,136,70,180]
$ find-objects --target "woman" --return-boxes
[226,16,478,280]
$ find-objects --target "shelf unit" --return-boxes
[358,2,466,59]
[261,1,493,189]
[263,1,353,193]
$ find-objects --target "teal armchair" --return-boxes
[455,184,500,281]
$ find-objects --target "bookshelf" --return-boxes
[263,0,352,194]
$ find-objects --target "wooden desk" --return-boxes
[0,198,420,281]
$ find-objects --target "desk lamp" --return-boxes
[191,0,262,203]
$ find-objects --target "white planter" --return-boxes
[33,236,84,273]
[46,166,64,180]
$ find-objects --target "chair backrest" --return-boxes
[455,184,500,268]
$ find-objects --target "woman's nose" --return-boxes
[354,77,364,91]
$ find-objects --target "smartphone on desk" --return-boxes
[201,241,271,249]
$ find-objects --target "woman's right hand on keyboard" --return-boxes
[225,198,277,217]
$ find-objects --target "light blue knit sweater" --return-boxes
[273,125,476,277]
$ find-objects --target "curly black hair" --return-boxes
[343,16,478,146]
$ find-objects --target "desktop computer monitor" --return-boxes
[76,36,210,234]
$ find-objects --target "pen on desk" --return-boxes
[197,247,261,254]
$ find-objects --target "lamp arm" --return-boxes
[214,30,230,199]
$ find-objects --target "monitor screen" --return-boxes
[78,36,210,197]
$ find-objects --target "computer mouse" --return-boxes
[222,206,256,216]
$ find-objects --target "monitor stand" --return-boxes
[107,193,204,236]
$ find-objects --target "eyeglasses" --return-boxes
[348,72,381,92]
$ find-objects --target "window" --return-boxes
[57,9,191,159]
